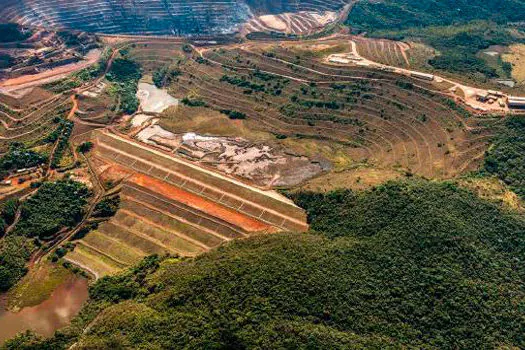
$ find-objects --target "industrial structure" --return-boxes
[508,96,525,109]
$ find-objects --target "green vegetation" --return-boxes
[220,109,247,120]
[93,196,120,218]
[14,180,90,240]
[42,79,82,94]
[89,255,162,303]
[106,57,142,114]
[0,199,29,292]
[0,53,14,69]
[107,57,141,82]
[14,180,525,348]
[0,198,20,230]
[0,23,30,43]
[43,48,110,94]
[7,262,72,309]
[411,22,517,79]
[152,67,181,88]
[56,31,84,47]
[0,143,47,176]
[50,120,74,169]
[181,97,207,107]
[220,74,265,92]
[348,1,525,80]
[219,71,289,96]
[77,141,94,154]
[0,181,90,292]
[485,116,525,200]
[74,48,109,83]
[348,0,525,31]
[0,236,32,293]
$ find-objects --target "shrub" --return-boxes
[14,180,91,240]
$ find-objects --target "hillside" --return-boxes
[7,180,525,349]
[485,115,525,200]
[348,0,525,32]
[347,1,525,83]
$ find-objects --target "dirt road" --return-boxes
[0,49,102,93]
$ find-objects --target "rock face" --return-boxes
[0,0,348,36]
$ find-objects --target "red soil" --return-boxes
[129,173,273,233]
[98,163,134,184]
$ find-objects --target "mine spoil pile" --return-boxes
[67,129,308,277]
[0,0,348,36]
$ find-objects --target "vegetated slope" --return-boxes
[11,181,525,349]
[0,180,90,293]
[348,0,525,32]
[485,115,525,200]
[0,23,30,43]
[373,21,522,82]
[347,1,525,83]
[0,0,348,36]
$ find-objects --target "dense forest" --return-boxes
[485,116,525,200]
[0,143,47,179]
[0,180,90,293]
[106,56,142,115]
[348,0,525,32]
[8,180,525,349]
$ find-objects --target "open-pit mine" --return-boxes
[1,2,525,345]
[0,0,351,36]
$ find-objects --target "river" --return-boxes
[0,276,89,344]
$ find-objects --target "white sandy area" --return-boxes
[136,82,178,113]
[259,15,287,31]
[136,124,176,144]
[131,114,153,127]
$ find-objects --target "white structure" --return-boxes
[508,96,525,109]
[410,72,434,81]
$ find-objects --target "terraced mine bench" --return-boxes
[0,0,349,36]
[66,129,308,277]
[94,130,307,231]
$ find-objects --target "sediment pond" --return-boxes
[0,276,88,344]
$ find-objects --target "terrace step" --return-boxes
[112,210,208,255]
[66,243,123,277]
[120,196,232,246]
[77,235,142,267]
[98,221,178,256]
[122,181,253,238]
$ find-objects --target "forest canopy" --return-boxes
[13,181,525,349]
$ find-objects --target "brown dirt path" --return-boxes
[0,50,102,92]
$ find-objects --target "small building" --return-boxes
[328,56,350,64]
[410,71,434,81]
[477,91,489,102]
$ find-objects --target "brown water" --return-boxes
[0,277,89,344]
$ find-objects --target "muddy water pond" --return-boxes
[0,276,89,344]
